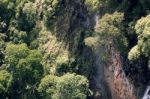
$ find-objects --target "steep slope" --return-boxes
[104,47,136,99]
[0,0,149,98]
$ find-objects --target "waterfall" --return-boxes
[95,15,99,29]
[142,86,150,99]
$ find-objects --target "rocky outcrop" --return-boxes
[104,47,136,99]
[91,44,137,99]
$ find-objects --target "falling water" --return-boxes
[142,86,150,99]
[95,14,99,29]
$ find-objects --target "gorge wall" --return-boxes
[43,0,149,98]
[0,0,149,98]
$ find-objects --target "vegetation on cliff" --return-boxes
[0,0,149,98]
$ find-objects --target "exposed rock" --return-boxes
[104,47,136,99]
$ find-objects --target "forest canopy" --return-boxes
[0,0,150,99]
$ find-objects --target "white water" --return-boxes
[142,86,150,99]
[95,14,99,29]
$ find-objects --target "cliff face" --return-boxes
[44,0,136,98]
[104,47,136,99]
[90,34,137,99]
[1,0,149,98]
[35,0,147,98]
[88,10,137,99]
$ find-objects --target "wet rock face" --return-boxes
[91,45,137,99]
[90,13,137,99]
[91,45,112,99]
[104,47,136,99]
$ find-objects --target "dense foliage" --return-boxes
[0,0,90,98]
[38,73,89,99]
[0,0,150,98]
[128,15,150,64]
